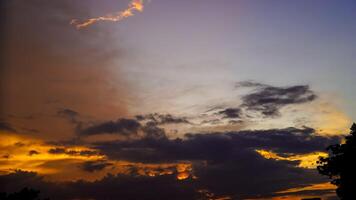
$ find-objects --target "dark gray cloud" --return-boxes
[57,108,79,124]
[141,121,167,139]
[203,82,317,123]
[80,160,113,172]
[79,118,141,136]
[217,108,242,119]
[241,84,317,117]
[78,117,182,140]
[48,147,99,157]
[0,120,16,132]
[136,113,191,125]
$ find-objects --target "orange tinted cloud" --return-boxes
[176,163,193,180]
[0,132,103,174]
[255,149,327,169]
[71,0,145,29]
[0,132,196,181]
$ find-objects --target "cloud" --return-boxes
[88,126,338,198]
[94,127,339,164]
[57,108,80,124]
[235,81,268,88]
[200,82,318,126]
[217,108,242,119]
[136,113,191,125]
[70,0,146,29]
[141,121,167,139]
[48,147,99,157]
[79,118,141,136]
[0,121,16,132]
[80,160,113,172]
[48,148,66,154]
[241,84,317,117]
[28,150,40,156]
[78,116,186,139]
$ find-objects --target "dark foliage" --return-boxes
[317,123,356,200]
[0,188,49,200]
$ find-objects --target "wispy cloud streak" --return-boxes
[71,0,145,29]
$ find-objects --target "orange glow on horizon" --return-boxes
[275,182,336,194]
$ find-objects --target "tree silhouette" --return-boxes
[317,123,356,200]
[0,188,49,200]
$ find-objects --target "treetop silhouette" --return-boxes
[317,123,356,200]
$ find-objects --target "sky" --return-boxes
[0,0,355,199]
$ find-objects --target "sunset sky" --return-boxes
[1,1,356,199]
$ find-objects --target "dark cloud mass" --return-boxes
[79,119,141,136]
[78,116,181,140]
[0,124,339,199]
[76,126,337,199]
[241,84,317,117]
[0,125,337,199]
[95,127,339,163]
